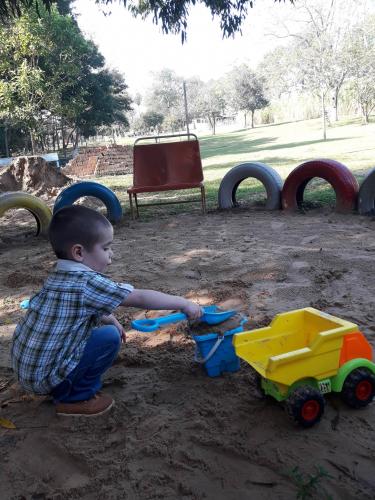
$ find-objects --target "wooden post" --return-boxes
[183,81,190,135]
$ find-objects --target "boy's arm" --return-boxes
[121,289,202,319]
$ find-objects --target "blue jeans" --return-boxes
[51,325,121,403]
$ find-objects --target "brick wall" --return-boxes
[62,145,133,178]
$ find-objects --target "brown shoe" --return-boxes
[55,393,114,417]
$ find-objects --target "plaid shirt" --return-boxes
[11,260,133,395]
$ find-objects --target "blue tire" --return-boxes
[53,182,123,223]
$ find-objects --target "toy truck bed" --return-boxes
[233,307,370,386]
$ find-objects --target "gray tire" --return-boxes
[358,167,375,215]
[218,162,283,210]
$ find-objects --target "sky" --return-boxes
[74,0,294,96]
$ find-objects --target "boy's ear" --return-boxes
[71,244,84,262]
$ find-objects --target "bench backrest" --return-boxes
[133,139,203,188]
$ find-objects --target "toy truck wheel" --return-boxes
[341,368,375,408]
[285,386,325,428]
[253,372,266,399]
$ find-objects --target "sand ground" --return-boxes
[1,206,375,499]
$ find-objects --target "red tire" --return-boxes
[282,159,358,212]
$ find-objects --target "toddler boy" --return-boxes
[11,205,202,417]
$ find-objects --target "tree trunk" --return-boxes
[56,124,60,151]
[4,124,9,157]
[334,88,339,122]
[66,127,76,149]
[208,115,215,135]
[73,129,80,150]
[321,90,327,141]
[251,110,255,128]
[29,129,36,155]
[39,134,45,152]
[61,121,67,158]
[244,113,247,127]
[333,73,347,122]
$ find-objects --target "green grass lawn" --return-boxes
[96,116,375,217]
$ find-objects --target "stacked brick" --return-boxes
[62,145,133,178]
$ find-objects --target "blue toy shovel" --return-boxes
[132,305,236,333]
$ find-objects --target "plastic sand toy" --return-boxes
[132,305,236,332]
[193,313,248,377]
[233,307,375,427]
[132,306,247,377]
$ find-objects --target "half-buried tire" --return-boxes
[0,192,52,236]
[53,181,123,223]
[218,162,283,210]
[358,167,375,215]
[281,159,358,212]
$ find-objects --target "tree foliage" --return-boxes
[141,110,164,133]
[145,69,185,131]
[346,14,375,123]
[193,79,227,135]
[227,64,268,127]
[0,0,295,41]
[145,68,183,116]
[0,4,132,154]
[258,0,373,136]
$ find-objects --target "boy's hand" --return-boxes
[102,314,127,343]
[181,300,203,320]
[112,317,127,343]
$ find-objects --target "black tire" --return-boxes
[358,167,375,215]
[285,386,325,428]
[218,162,282,210]
[341,368,375,408]
[253,372,266,399]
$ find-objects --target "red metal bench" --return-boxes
[127,133,206,218]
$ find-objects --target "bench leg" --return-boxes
[201,186,207,214]
[128,193,135,220]
[134,193,140,218]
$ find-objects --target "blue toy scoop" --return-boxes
[132,305,236,332]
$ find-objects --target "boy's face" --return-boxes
[81,225,114,273]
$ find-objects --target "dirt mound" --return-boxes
[0,156,71,198]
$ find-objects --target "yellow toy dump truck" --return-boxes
[233,307,375,427]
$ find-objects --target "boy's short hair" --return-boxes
[49,205,112,259]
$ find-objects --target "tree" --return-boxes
[71,68,131,146]
[183,76,205,122]
[259,45,307,100]
[271,0,361,139]
[0,4,132,155]
[345,15,375,123]
[196,79,227,135]
[145,69,183,116]
[228,65,269,128]
[145,68,185,131]
[1,1,295,41]
[141,110,164,133]
[0,10,55,153]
